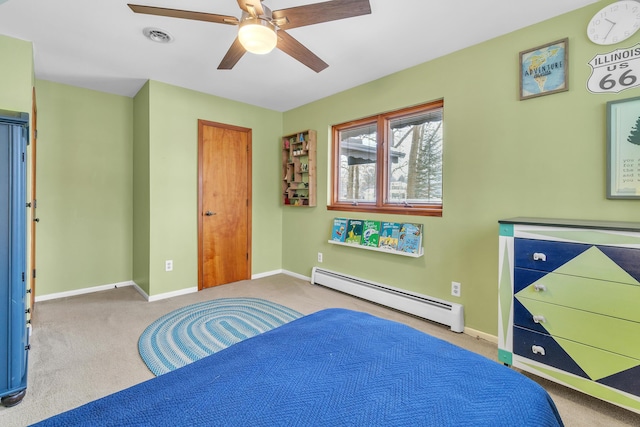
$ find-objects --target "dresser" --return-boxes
[498,217,640,414]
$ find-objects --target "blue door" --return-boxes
[0,112,29,406]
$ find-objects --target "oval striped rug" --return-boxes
[138,298,303,376]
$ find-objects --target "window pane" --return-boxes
[388,109,443,204]
[338,123,377,202]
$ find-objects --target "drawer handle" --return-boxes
[533,252,547,262]
[533,284,547,292]
[532,315,546,324]
[531,345,546,356]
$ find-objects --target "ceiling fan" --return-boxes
[128,0,372,72]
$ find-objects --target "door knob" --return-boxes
[205,211,216,216]
[34,218,40,222]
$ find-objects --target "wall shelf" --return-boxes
[282,130,316,207]
[327,240,424,258]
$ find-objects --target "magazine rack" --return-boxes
[329,218,424,258]
[328,240,423,258]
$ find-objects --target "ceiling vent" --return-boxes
[143,27,174,43]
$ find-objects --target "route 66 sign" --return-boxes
[587,44,640,93]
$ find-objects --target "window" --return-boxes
[330,100,443,216]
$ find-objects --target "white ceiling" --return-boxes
[0,0,598,111]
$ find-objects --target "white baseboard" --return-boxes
[464,326,498,344]
[282,269,311,281]
[35,280,197,303]
[35,281,136,302]
[144,285,198,302]
[34,270,293,303]
[251,269,283,280]
[252,270,313,282]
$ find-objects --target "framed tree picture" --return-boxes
[606,96,640,199]
[519,38,569,100]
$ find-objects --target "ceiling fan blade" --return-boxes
[128,4,239,25]
[236,0,264,17]
[273,0,371,30]
[277,30,328,73]
[218,37,247,70]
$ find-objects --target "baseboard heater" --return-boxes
[311,267,464,333]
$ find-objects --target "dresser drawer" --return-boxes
[515,238,640,284]
[513,327,588,379]
[514,268,640,323]
[514,326,640,393]
[514,297,640,360]
[514,238,590,272]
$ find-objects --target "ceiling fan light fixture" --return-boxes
[238,18,277,54]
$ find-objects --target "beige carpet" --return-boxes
[1,274,639,426]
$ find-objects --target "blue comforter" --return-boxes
[32,308,563,426]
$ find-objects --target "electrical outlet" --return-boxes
[165,260,173,272]
[451,281,461,297]
[317,252,323,263]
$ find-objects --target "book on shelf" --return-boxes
[397,223,423,254]
[330,218,348,242]
[345,219,363,245]
[361,220,381,247]
[379,222,401,250]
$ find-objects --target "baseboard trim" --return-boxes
[251,269,283,280]
[130,282,149,300]
[35,281,136,302]
[145,286,198,302]
[281,269,311,281]
[464,326,498,344]
[34,271,291,303]
[35,281,197,303]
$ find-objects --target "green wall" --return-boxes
[133,82,151,295]
[0,35,32,113]
[36,79,283,298]
[281,2,640,334]
[34,80,133,295]
[137,81,283,296]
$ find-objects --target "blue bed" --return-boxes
[32,309,563,426]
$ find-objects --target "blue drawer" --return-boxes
[598,245,640,284]
[514,238,589,272]
[513,298,547,334]
[513,326,588,379]
[516,238,640,285]
[514,268,547,293]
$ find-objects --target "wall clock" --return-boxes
[587,0,640,45]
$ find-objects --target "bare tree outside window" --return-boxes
[331,100,443,217]
[389,111,443,204]
[338,123,377,202]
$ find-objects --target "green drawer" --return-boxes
[515,270,640,323]
[514,326,640,383]
[514,297,640,361]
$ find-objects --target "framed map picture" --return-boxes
[607,96,640,199]
[519,38,568,100]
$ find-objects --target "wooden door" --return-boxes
[198,120,252,289]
